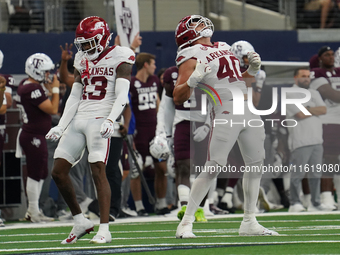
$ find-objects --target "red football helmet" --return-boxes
[175,15,214,50]
[74,16,112,60]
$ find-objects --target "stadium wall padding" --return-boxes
[0,30,339,75]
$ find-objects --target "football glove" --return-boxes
[247,51,261,76]
[45,126,64,142]
[193,124,210,142]
[187,59,211,88]
[100,119,115,139]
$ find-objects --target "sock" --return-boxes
[221,187,234,204]
[156,198,167,209]
[184,161,219,217]
[208,178,217,203]
[73,213,85,224]
[135,200,144,212]
[242,161,262,222]
[97,223,109,236]
[178,184,190,205]
[26,177,40,214]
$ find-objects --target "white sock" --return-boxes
[97,223,109,235]
[135,200,144,212]
[26,177,40,214]
[242,161,262,222]
[73,213,85,224]
[221,187,234,203]
[208,178,217,202]
[178,184,190,205]
[184,161,219,217]
[321,191,333,205]
[156,198,167,209]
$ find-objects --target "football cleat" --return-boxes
[176,215,196,239]
[177,205,187,221]
[194,208,207,222]
[25,210,55,223]
[89,232,112,244]
[209,204,229,215]
[61,219,94,244]
[239,221,279,236]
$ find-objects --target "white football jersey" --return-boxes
[73,46,135,119]
[176,42,247,105]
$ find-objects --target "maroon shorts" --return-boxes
[323,124,340,156]
[174,121,208,166]
[19,131,48,181]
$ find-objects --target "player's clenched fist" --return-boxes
[45,126,64,142]
[247,52,261,76]
[187,59,211,88]
[100,119,114,138]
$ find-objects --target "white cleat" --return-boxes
[25,210,54,223]
[61,219,94,244]
[89,232,112,244]
[176,221,196,239]
[239,221,279,236]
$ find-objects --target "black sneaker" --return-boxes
[109,214,116,222]
[137,209,149,216]
[209,204,229,215]
[218,202,236,213]
[155,207,171,215]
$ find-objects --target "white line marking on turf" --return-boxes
[1,240,340,253]
[2,233,340,244]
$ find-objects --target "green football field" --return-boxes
[0,212,340,254]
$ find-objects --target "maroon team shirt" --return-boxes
[0,74,15,125]
[16,79,51,135]
[129,75,160,127]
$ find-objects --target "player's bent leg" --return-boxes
[239,161,279,236]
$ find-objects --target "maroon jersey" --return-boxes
[129,75,159,127]
[15,79,51,135]
[163,66,203,112]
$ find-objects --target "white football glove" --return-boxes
[166,136,174,156]
[247,51,261,76]
[255,69,266,89]
[193,124,210,142]
[100,119,115,139]
[187,59,212,88]
[45,126,64,142]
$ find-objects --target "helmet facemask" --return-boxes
[176,15,214,50]
[75,34,104,61]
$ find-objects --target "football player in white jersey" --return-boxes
[45,16,135,244]
[173,15,279,238]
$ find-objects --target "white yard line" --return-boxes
[0,240,340,253]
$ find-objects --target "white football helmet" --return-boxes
[0,50,3,69]
[149,136,170,161]
[230,40,255,67]
[25,53,55,82]
[335,47,340,68]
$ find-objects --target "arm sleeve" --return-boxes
[107,78,130,122]
[58,82,82,130]
[156,89,166,135]
[161,94,175,137]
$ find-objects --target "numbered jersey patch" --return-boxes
[130,75,160,126]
